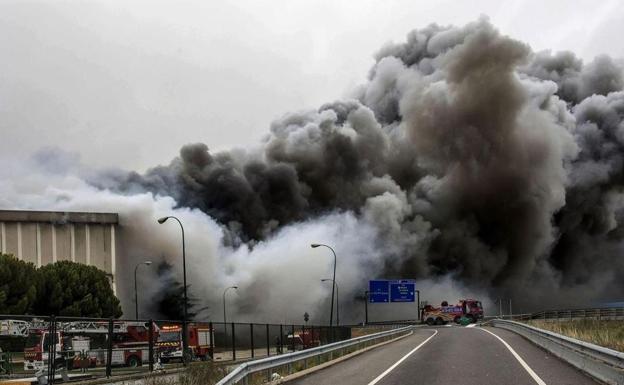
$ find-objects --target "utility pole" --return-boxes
[364,290,369,325]
[416,290,421,321]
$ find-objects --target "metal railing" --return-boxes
[492,319,624,385]
[216,325,414,385]
[529,307,624,321]
[483,307,624,322]
[0,313,400,384]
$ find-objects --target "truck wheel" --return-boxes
[453,316,461,323]
[126,355,140,368]
[435,317,444,325]
[426,318,435,325]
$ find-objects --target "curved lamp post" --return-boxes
[311,244,337,327]
[134,260,152,319]
[157,216,189,361]
[223,286,238,324]
[321,279,339,325]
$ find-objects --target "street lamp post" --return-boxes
[311,244,336,327]
[321,279,339,325]
[157,216,189,361]
[223,286,238,324]
[134,261,152,319]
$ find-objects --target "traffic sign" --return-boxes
[369,280,389,303]
[369,279,416,303]
[390,281,415,302]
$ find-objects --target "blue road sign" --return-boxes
[369,279,415,303]
[390,281,415,302]
[369,280,389,303]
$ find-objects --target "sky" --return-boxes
[2,0,624,172]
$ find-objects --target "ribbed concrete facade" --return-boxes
[0,210,118,293]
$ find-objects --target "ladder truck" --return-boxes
[18,320,157,371]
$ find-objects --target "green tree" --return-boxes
[35,261,122,318]
[0,254,38,314]
[154,261,203,320]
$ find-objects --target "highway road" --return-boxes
[289,325,599,385]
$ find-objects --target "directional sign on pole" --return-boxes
[390,280,415,302]
[369,280,389,303]
[369,279,415,303]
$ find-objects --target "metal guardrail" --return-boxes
[531,307,624,321]
[484,307,624,322]
[492,319,624,385]
[215,325,414,385]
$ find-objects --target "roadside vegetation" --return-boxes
[0,253,121,317]
[526,320,624,352]
[144,362,229,385]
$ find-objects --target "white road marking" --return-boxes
[366,329,438,385]
[480,328,547,385]
[466,323,476,328]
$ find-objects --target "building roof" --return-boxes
[0,210,118,224]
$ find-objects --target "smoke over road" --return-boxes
[4,18,624,322]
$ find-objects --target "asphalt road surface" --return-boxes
[289,325,599,385]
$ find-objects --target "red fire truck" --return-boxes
[422,299,484,325]
[23,321,157,371]
[156,324,213,362]
[285,329,321,350]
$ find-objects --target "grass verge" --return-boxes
[144,362,228,385]
[525,319,624,352]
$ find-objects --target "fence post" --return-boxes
[106,317,113,378]
[290,325,295,352]
[232,323,236,361]
[266,324,270,357]
[250,324,255,358]
[148,319,154,372]
[302,323,306,350]
[209,322,214,360]
[47,316,56,385]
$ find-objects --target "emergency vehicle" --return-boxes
[21,320,157,370]
[156,324,213,362]
[422,299,484,325]
[285,329,321,350]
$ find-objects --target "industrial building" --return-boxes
[0,210,118,293]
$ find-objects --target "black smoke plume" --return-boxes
[100,18,624,312]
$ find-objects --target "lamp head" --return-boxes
[310,243,321,248]
[144,261,152,266]
[157,217,169,224]
[233,286,238,289]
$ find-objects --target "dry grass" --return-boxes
[350,326,385,337]
[526,320,624,352]
[143,362,229,385]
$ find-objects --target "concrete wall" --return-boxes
[0,210,119,294]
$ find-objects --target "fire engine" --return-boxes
[422,299,484,325]
[19,320,157,371]
[285,329,320,350]
[156,324,213,362]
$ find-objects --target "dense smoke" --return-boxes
[5,17,624,321]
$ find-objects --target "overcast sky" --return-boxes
[2,0,623,171]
